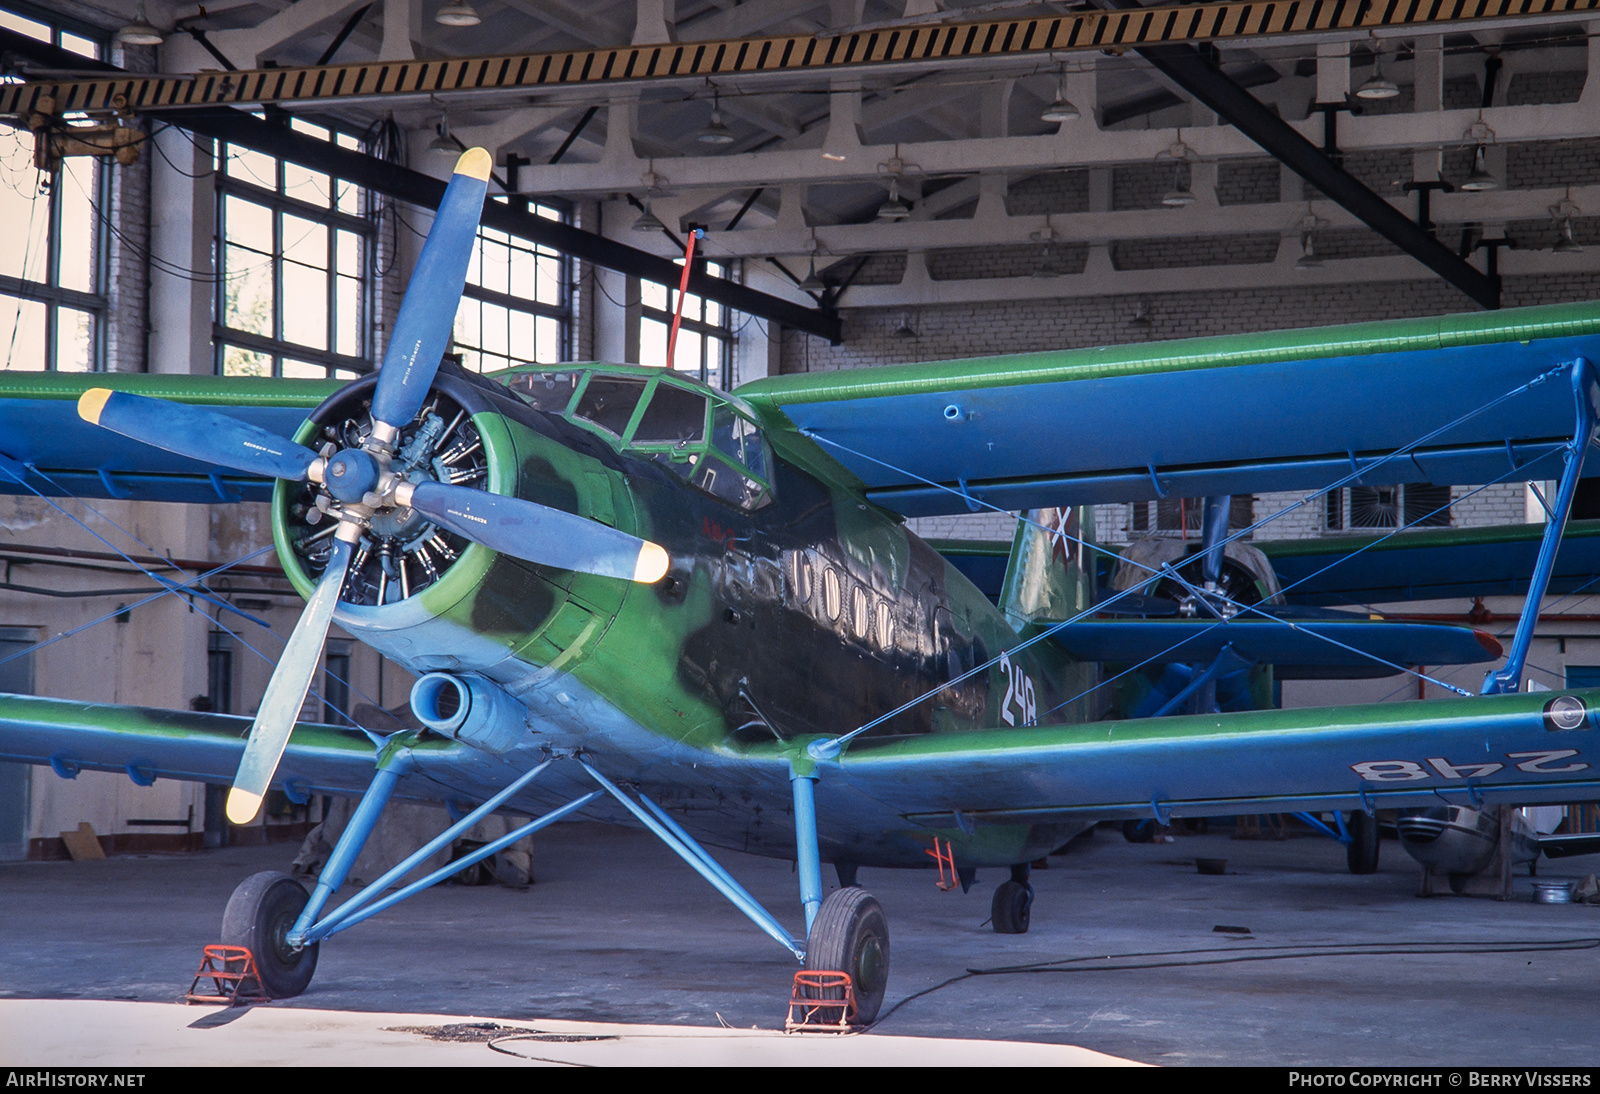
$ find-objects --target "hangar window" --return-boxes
[1325,485,1452,531]
[638,259,735,389]
[452,199,571,373]
[214,120,372,378]
[0,9,106,372]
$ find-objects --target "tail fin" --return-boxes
[999,507,1093,630]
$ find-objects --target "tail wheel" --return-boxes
[221,871,319,998]
[803,887,890,1025]
[1346,810,1381,875]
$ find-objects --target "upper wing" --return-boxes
[737,302,1600,517]
[824,687,1600,825]
[0,373,340,504]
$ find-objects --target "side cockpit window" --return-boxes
[504,370,581,414]
[573,375,649,436]
[631,383,708,445]
[696,401,772,510]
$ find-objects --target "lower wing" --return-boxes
[828,688,1600,826]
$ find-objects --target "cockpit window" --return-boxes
[504,370,581,414]
[572,376,648,436]
[630,382,708,446]
[709,402,770,483]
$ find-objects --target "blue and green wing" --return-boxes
[0,373,339,504]
[825,688,1600,825]
[737,302,1600,517]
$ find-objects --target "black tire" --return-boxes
[221,871,319,998]
[1123,819,1155,843]
[1346,810,1380,875]
[804,887,890,1025]
[991,879,1032,934]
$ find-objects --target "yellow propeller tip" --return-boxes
[455,147,493,181]
[633,541,670,584]
[226,788,263,826]
[77,388,112,426]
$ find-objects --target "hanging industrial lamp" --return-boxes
[1460,144,1499,191]
[698,89,735,145]
[1041,70,1080,124]
[877,177,912,220]
[1553,217,1583,254]
[436,0,482,27]
[1356,54,1399,100]
[631,203,666,233]
[115,3,164,46]
[1294,233,1323,270]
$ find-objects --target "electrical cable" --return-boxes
[865,935,1600,1031]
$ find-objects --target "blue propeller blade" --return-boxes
[370,148,493,433]
[78,389,321,482]
[226,535,356,824]
[405,480,670,583]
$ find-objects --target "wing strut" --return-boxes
[1481,356,1599,695]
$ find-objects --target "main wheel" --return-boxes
[1346,810,1380,875]
[804,887,890,1025]
[221,871,319,998]
[991,879,1033,934]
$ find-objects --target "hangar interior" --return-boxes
[1,0,1599,874]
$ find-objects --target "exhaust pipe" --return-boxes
[409,672,526,754]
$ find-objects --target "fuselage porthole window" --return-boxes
[792,553,814,604]
[852,586,871,639]
[823,566,841,621]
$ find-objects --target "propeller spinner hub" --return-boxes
[324,448,381,504]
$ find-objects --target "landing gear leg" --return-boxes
[220,760,406,998]
[992,862,1033,934]
[1346,810,1380,875]
[793,769,891,1024]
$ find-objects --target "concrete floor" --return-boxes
[2,819,1598,1066]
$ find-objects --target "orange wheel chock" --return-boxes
[185,944,272,1006]
[785,970,857,1032]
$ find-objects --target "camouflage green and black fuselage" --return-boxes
[273,362,1096,868]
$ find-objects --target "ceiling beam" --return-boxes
[0,29,839,343]
[1097,0,1500,309]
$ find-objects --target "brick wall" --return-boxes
[1111,233,1280,270]
[1005,170,1091,216]
[1216,159,1280,206]
[928,242,1088,280]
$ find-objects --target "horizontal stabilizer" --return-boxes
[1049,618,1501,675]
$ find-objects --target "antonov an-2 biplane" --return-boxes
[3,148,1600,1022]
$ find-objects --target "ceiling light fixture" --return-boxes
[1157,134,1198,206]
[799,258,826,292]
[698,88,735,145]
[1460,144,1499,191]
[1041,68,1080,124]
[877,177,912,221]
[435,0,482,28]
[426,115,456,156]
[1294,232,1323,270]
[631,203,665,233]
[1356,53,1399,100]
[1553,217,1583,254]
[115,2,163,46]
